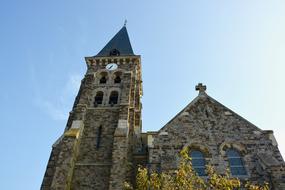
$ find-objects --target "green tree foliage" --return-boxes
[124,147,269,190]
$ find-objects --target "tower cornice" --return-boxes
[85,55,141,67]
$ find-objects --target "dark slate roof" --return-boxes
[95,26,134,57]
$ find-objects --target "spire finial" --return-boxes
[124,19,127,27]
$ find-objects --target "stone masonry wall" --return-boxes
[41,55,143,190]
[41,142,61,190]
[148,93,285,189]
[71,108,119,189]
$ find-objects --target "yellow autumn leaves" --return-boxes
[124,147,269,190]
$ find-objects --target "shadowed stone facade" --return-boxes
[41,26,285,189]
[147,87,285,189]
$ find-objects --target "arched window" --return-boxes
[99,72,107,84]
[109,91,119,106]
[94,91,103,106]
[114,73,121,84]
[114,75,121,83]
[190,150,206,176]
[226,149,247,176]
[113,72,122,84]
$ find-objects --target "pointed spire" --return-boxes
[95,25,134,57]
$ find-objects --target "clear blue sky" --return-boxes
[1,1,285,189]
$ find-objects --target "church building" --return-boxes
[41,26,285,190]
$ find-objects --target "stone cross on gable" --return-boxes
[195,83,207,94]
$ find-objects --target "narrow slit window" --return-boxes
[96,126,102,149]
[205,110,209,118]
[190,150,206,176]
[226,149,247,176]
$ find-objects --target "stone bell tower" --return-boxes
[41,25,143,190]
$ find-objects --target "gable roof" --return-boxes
[159,92,261,132]
[95,26,134,57]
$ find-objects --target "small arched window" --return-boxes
[114,75,121,83]
[99,72,107,84]
[109,91,119,106]
[109,49,120,56]
[190,150,206,176]
[94,91,104,106]
[226,149,247,176]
